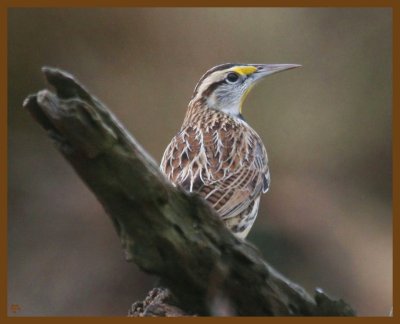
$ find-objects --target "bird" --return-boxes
[160,63,300,239]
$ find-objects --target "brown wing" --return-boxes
[160,122,269,219]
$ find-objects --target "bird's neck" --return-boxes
[183,101,246,129]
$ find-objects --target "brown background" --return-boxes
[8,8,392,316]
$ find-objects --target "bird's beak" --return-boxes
[251,64,301,81]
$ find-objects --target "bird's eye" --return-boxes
[226,72,239,83]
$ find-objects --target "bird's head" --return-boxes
[190,63,301,117]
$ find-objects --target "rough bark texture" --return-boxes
[128,288,193,317]
[23,67,356,316]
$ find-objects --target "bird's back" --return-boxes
[161,103,270,238]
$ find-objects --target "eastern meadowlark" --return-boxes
[161,63,300,239]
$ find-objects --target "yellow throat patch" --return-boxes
[240,84,255,113]
[230,66,258,113]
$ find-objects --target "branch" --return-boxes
[23,67,355,316]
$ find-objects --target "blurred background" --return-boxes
[8,8,392,316]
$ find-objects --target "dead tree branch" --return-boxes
[23,67,355,316]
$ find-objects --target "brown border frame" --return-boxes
[1,0,398,322]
